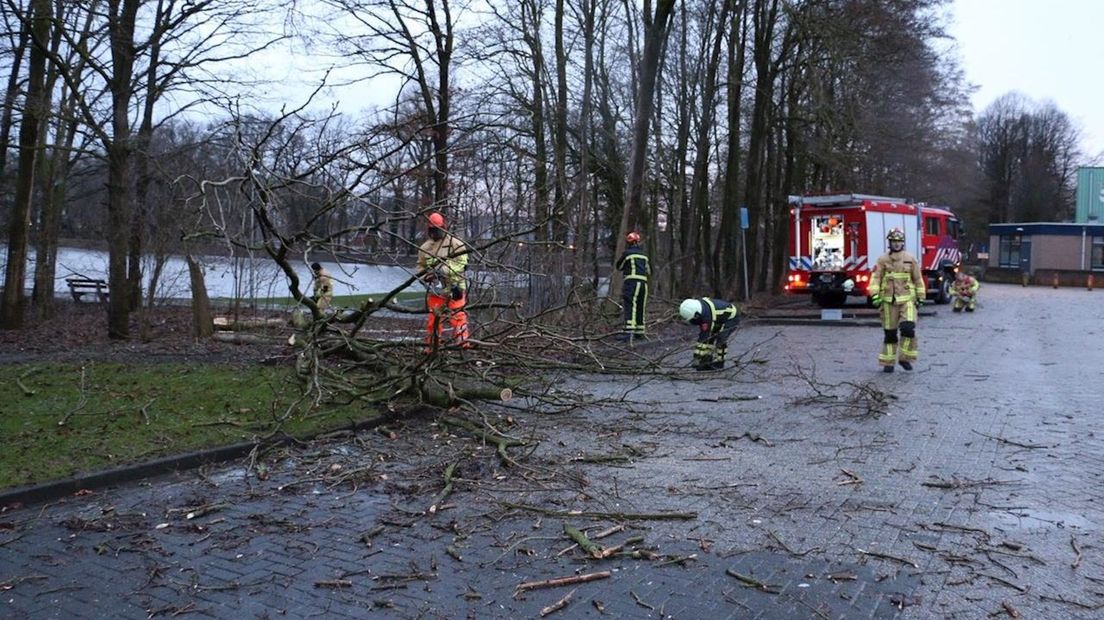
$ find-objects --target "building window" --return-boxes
[999,234,1021,268]
[1093,237,1104,270]
[925,217,940,235]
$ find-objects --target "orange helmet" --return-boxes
[625,231,641,244]
[427,212,446,229]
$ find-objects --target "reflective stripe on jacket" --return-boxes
[616,245,650,281]
[696,298,739,342]
[869,251,925,304]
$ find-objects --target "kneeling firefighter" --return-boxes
[679,297,740,371]
[952,271,980,312]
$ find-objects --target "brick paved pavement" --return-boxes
[2,283,1102,619]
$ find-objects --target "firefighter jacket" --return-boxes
[616,244,650,281]
[869,251,925,304]
[313,268,334,308]
[953,275,979,297]
[691,298,740,342]
[417,233,470,291]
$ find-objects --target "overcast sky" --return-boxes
[948,0,1104,161]
[235,1,1104,163]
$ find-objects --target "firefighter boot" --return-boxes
[883,365,894,373]
[899,360,912,371]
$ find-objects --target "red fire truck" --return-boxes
[784,193,962,307]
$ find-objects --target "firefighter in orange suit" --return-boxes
[869,228,926,373]
[952,271,980,312]
[417,212,470,350]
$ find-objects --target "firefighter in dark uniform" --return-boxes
[615,231,650,341]
[679,297,740,370]
[869,227,926,372]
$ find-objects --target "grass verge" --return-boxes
[0,362,376,490]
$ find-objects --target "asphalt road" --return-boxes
[2,282,1102,619]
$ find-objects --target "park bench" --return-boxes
[66,277,109,303]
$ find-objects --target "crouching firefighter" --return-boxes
[417,211,471,351]
[952,271,980,312]
[678,297,740,371]
[869,227,926,372]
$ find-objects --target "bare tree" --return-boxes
[977,94,1080,224]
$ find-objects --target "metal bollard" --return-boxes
[1089,274,1095,291]
[1053,273,1059,289]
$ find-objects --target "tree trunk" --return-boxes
[524,0,549,240]
[30,4,70,318]
[616,0,676,299]
[742,0,779,295]
[552,0,569,242]
[670,1,693,295]
[0,0,50,330]
[104,0,141,339]
[620,0,676,244]
[577,0,596,286]
[718,0,748,298]
[686,0,730,295]
[187,254,214,339]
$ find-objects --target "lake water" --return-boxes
[0,246,418,301]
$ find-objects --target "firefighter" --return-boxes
[952,271,980,312]
[416,211,470,350]
[615,231,650,341]
[869,228,926,372]
[678,297,740,371]
[310,262,334,311]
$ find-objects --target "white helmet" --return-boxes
[679,298,703,322]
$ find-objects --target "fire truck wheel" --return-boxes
[936,277,953,304]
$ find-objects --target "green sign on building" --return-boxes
[1076,167,1104,223]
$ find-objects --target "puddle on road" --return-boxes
[207,467,250,484]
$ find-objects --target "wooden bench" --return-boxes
[66,278,109,303]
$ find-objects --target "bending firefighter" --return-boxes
[679,297,740,371]
[952,271,980,312]
[615,231,650,341]
[417,212,470,350]
[869,228,926,373]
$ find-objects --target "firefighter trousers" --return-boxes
[878,301,918,366]
[622,279,648,336]
[952,294,977,312]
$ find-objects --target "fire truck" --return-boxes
[784,193,962,307]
